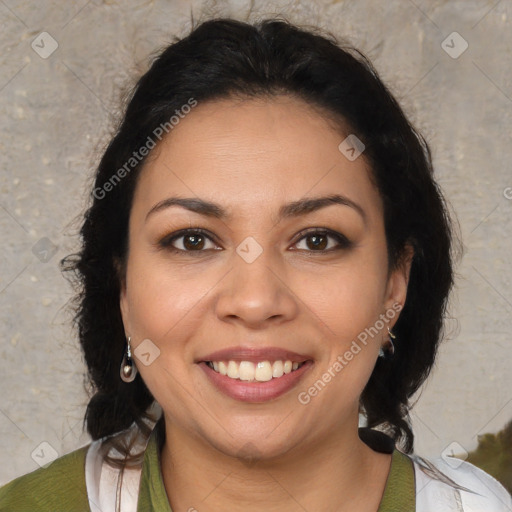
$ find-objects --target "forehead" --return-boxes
[132,95,382,223]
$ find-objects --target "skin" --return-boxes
[120,95,412,512]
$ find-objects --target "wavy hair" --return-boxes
[61,16,456,456]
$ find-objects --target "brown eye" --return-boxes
[304,233,328,250]
[159,229,219,253]
[294,229,352,252]
[182,233,206,250]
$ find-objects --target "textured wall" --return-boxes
[1,0,511,485]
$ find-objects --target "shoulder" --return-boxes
[407,452,512,511]
[0,444,90,512]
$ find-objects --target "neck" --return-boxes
[159,417,392,512]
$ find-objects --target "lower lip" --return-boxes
[198,361,314,402]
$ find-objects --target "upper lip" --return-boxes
[197,346,313,363]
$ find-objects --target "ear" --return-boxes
[115,257,130,335]
[120,284,129,334]
[384,243,414,318]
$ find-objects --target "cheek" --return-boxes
[124,253,212,340]
[302,252,388,336]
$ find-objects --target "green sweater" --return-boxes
[0,430,415,511]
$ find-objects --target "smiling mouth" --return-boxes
[203,359,309,382]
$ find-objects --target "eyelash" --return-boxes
[158,227,353,255]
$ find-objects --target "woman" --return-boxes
[1,16,510,512]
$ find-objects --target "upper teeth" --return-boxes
[208,360,301,381]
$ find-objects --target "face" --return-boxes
[120,95,410,460]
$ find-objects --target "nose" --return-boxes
[214,242,299,328]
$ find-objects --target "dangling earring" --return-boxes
[379,327,396,360]
[120,336,138,382]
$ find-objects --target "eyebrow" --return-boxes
[145,194,367,224]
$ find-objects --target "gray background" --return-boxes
[1,0,511,485]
